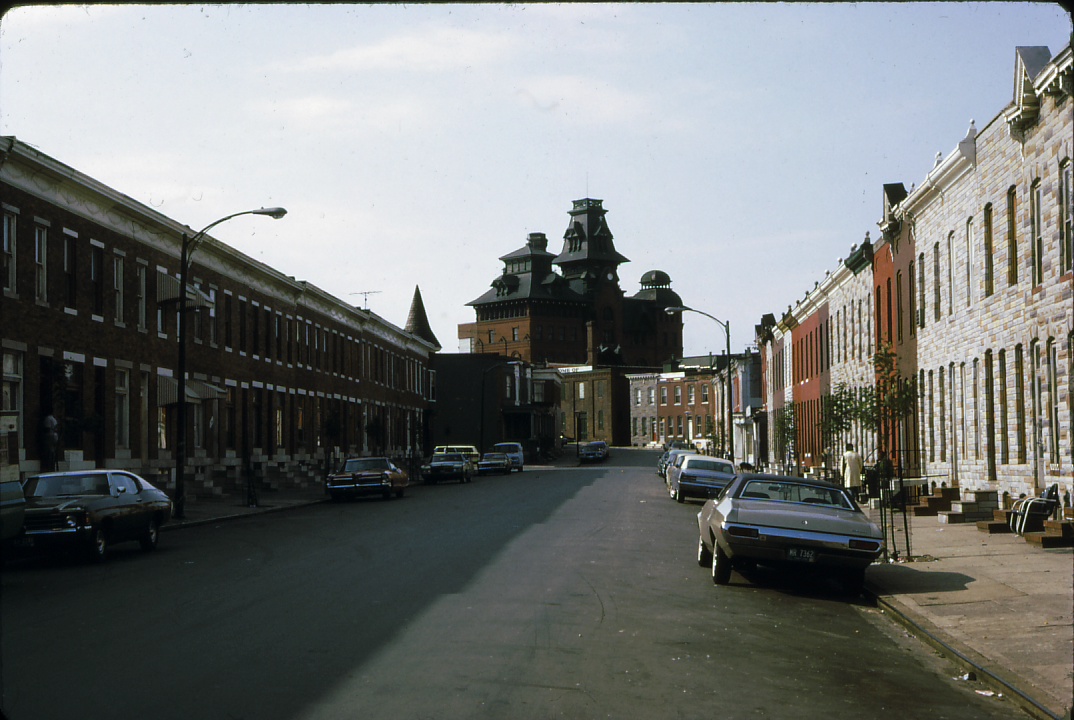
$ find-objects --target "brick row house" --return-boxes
[755,44,1072,507]
[1,137,440,500]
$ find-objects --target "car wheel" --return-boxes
[395,488,405,499]
[675,485,685,503]
[711,542,732,585]
[139,518,160,551]
[88,527,108,563]
[697,534,712,567]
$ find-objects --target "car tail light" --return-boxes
[726,525,759,539]
[849,539,880,552]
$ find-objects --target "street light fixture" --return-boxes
[665,306,733,463]
[174,207,287,519]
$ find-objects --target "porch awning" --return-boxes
[157,377,228,406]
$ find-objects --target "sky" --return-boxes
[1,2,1070,358]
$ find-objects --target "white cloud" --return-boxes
[286,26,516,75]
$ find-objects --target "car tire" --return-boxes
[395,488,405,499]
[711,542,732,585]
[88,527,108,563]
[675,485,685,503]
[139,518,160,551]
[697,534,712,567]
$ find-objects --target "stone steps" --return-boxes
[938,490,998,524]
[1024,519,1074,548]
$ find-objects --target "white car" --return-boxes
[492,442,525,472]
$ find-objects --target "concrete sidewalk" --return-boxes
[161,465,1073,720]
[865,507,1073,720]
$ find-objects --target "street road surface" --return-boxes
[1,449,1025,720]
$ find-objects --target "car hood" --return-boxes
[25,496,100,512]
[729,501,882,538]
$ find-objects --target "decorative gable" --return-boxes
[1005,46,1053,139]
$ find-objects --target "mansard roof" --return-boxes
[553,198,630,269]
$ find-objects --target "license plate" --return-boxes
[787,547,816,562]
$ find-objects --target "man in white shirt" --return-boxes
[841,443,863,496]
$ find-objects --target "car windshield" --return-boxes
[686,459,734,474]
[434,454,463,462]
[739,479,854,509]
[340,458,390,473]
[25,474,110,497]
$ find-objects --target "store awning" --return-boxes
[157,377,228,406]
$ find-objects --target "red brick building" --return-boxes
[1,137,439,499]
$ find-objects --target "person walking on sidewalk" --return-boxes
[842,443,863,498]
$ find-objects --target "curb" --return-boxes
[162,497,329,531]
[867,586,1069,720]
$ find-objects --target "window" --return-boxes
[1006,187,1018,286]
[634,388,641,406]
[1062,161,1073,275]
[946,232,954,315]
[34,224,47,302]
[648,387,655,405]
[660,386,668,405]
[113,255,124,323]
[577,381,585,400]
[63,232,77,308]
[998,349,1009,464]
[673,386,682,405]
[1030,180,1043,286]
[907,261,916,337]
[115,369,130,449]
[90,244,104,316]
[1047,339,1059,463]
[917,254,926,327]
[896,271,904,343]
[512,327,519,342]
[701,385,709,404]
[983,204,995,297]
[2,209,15,292]
[973,359,980,460]
[933,243,941,321]
[1014,344,1026,463]
[1,351,23,448]
[136,263,147,330]
[965,218,974,307]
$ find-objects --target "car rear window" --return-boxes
[686,459,733,473]
[740,480,853,509]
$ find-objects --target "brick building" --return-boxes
[1,137,439,500]
[458,198,686,446]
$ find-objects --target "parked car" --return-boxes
[327,457,408,501]
[579,441,609,462]
[477,452,512,475]
[423,453,474,484]
[433,445,480,464]
[491,442,525,472]
[669,456,736,503]
[0,475,26,545]
[663,449,699,487]
[696,473,884,594]
[17,470,172,562]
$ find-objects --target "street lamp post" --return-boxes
[665,306,733,463]
[174,207,287,519]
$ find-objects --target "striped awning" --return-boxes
[157,377,228,406]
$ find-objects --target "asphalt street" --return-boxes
[0,450,1031,720]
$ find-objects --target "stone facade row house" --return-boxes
[755,44,1073,508]
[1,137,440,502]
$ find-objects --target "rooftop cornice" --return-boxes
[893,122,977,220]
